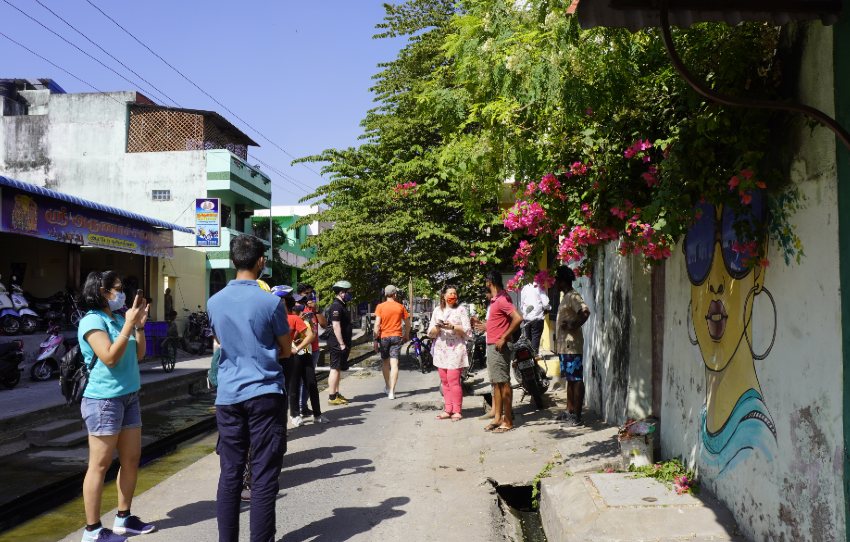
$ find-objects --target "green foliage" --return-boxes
[628,458,698,494]
[530,460,555,510]
[298,0,803,296]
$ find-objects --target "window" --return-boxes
[151,189,171,201]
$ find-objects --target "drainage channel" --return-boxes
[495,483,548,542]
[0,344,378,541]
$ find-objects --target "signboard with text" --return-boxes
[195,198,220,247]
[0,187,174,257]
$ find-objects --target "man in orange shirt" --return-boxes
[374,285,411,399]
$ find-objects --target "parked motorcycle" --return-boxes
[25,290,67,326]
[405,319,433,374]
[0,276,21,335]
[462,329,487,381]
[182,307,213,355]
[30,323,75,381]
[9,280,41,334]
[510,334,549,410]
[0,339,24,389]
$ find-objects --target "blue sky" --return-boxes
[0,0,405,204]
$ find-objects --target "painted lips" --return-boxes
[705,300,727,340]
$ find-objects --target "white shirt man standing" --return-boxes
[520,279,550,354]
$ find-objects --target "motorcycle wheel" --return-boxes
[1,316,20,335]
[160,342,177,373]
[21,316,39,334]
[30,360,55,381]
[1,370,21,389]
[525,373,545,410]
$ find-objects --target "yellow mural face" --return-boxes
[690,237,765,373]
[685,192,776,474]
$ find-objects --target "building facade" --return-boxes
[0,80,271,320]
[253,205,328,287]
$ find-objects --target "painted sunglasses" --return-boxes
[683,190,766,285]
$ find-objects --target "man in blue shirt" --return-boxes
[207,235,290,542]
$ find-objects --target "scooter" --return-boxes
[25,290,66,325]
[182,307,213,355]
[30,322,73,381]
[9,280,41,334]
[463,329,487,381]
[511,334,550,410]
[0,276,21,335]
[0,339,24,389]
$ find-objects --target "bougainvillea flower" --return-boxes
[728,176,740,190]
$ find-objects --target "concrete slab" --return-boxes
[539,474,745,542]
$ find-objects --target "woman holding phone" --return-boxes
[428,284,472,421]
[77,271,156,542]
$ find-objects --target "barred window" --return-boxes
[151,189,171,201]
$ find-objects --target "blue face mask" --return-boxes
[108,290,126,311]
[342,292,352,303]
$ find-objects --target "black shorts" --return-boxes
[329,346,351,371]
[379,336,403,360]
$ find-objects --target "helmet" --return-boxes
[332,280,352,292]
[256,279,271,292]
[271,284,294,298]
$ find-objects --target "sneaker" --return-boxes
[558,412,580,427]
[314,414,330,424]
[112,515,156,535]
[301,407,313,417]
[328,396,348,406]
[290,415,304,427]
[383,386,389,395]
[82,527,128,542]
[337,393,350,403]
[240,488,251,501]
[387,391,395,400]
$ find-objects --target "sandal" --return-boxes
[484,422,500,432]
[436,412,452,420]
[451,414,463,422]
[491,425,513,433]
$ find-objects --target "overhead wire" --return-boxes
[84,0,328,184]
[31,0,182,107]
[0,29,125,103]
[0,0,173,105]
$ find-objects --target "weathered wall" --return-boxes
[577,246,653,425]
[661,22,845,542]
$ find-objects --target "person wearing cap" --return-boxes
[296,283,323,416]
[374,284,411,399]
[326,280,353,405]
[206,235,290,542]
[554,266,590,426]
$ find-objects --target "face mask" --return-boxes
[445,295,458,305]
[108,290,126,311]
[342,292,352,303]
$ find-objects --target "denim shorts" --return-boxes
[81,392,142,436]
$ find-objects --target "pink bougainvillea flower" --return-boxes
[623,148,636,159]
[539,173,561,195]
[469,251,477,258]
[610,206,627,219]
[637,139,653,151]
[740,169,754,180]
[728,176,740,190]
[740,190,753,205]
[512,240,534,269]
[642,172,659,187]
[506,269,525,292]
[580,203,592,219]
[570,162,588,176]
[585,107,594,116]
[534,270,556,289]
[756,181,767,189]
[642,155,651,163]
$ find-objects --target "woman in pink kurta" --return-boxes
[428,285,472,421]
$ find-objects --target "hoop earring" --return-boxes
[743,285,776,360]
[687,300,699,345]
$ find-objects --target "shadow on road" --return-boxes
[281,445,356,468]
[280,458,375,490]
[279,496,409,542]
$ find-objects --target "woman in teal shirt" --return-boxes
[76,271,156,542]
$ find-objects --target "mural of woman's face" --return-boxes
[686,195,766,372]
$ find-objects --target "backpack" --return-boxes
[59,344,97,405]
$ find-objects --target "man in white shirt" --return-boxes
[520,279,550,355]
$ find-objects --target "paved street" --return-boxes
[56,352,563,542]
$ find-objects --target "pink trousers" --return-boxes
[438,368,463,414]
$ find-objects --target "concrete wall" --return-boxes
[660,22,845,542]
[577,246,653,426]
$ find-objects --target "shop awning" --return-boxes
[0,176,193,233]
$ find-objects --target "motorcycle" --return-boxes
[510,334,550,410]
[0,276,21,335]
[462,329,487,381]
[0,339,24,389]
[30,323,75,381]
[9,280,41,334]
[182,307,213,355]
[25,290,67,326]
[405,319,433,374]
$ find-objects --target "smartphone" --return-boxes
[136,289,144,303]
